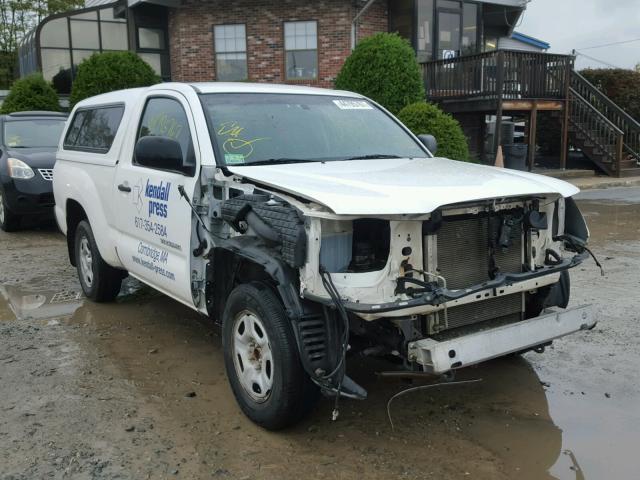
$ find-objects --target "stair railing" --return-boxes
[568,88,624,175]
[571,71,640,163]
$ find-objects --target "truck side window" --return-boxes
[135,97,196,174]
[64,105,125,153]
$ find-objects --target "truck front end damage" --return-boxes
[211,182,596,400]
[300,194,595,386]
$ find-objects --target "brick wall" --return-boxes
[168,0,389,88]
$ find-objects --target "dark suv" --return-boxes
[0,111,67,231]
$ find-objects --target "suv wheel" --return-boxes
[75,220,123,302]
[222,282,319,430]
[0,187,20,232]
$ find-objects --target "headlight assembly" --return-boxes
[7,158,35,180]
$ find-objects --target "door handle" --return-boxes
[118,183,131,193]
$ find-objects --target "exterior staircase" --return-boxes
[421,49,640,177]
[568,71,640,177]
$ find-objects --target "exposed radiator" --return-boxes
[436,215,523,289]
[440,294,523,331]
[425,214,524,333]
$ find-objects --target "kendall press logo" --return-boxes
[145,180,171,218]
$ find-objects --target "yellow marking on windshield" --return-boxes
[217,121,268,158]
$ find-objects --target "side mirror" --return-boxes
[135,136,191,175]
[418,134,438,155]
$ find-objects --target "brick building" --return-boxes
[17,0,525,93]
[168,1,387,88]
[19,0,391,93]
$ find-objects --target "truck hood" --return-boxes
[228,157,579,215]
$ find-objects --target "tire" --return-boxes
[74,220,123,302]
[222,282,319,430]
[0,187,20,232]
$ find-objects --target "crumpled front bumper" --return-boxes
[407,304,595,374]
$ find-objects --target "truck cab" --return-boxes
[54,82,596,430]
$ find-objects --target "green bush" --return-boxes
[580,68,640,121]
[70,51,160,107]
[335,33,425,114]
[397,102,470,161]
[1,74,60,114]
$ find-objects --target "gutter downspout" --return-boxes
[351,0,379,50]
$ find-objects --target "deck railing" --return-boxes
[422,50,574,102]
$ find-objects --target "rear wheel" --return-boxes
[0,187,20,232]
[222,282,319,430]
[74,220,123,302]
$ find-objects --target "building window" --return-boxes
[138,27,165,50]
[214,24,248,82]
[284,21,317,80]
[389,0,414,46]
[462,3,478,55]
[417,0,434,62]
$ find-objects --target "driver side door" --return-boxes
[114,92,199,308]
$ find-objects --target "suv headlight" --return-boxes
[7,158,35,179]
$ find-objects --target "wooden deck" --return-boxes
[420,50,640,177]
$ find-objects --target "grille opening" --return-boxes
[350,219,390,272]
[319,219,390,273]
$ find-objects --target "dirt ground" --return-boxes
[1,189,639,480]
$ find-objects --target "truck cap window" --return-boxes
[64,105,124,153]
[4,119,66,148]
[136,97,196,172]
[200,93,428,166]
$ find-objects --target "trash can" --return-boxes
[502,144,528,171]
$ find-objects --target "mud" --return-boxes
[1,191,639,479]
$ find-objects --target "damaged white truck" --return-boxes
[53,83,597,429]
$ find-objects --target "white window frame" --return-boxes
[284,20,318,80]
[214,24,248,81]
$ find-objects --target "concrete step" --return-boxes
[620,168,640,177]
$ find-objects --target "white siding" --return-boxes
[498,36,546,52]
[84,0,113,6]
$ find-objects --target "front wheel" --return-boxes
[222,282,319,430]
[74,220,123,302]
[0,187,20,232]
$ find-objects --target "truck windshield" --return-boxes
[200,93,428,166]
[3,119,66,148]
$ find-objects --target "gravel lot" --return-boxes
[1,190,638,480]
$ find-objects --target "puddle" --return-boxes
[0,284,84,321]
[578,201,640,246]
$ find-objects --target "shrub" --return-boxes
[397,102,470,161]
[0,74,60,114]
[335,33,425,114]
[580,68,640,121]
[70,51,160,107]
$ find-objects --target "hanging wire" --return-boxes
[386,378,483,430]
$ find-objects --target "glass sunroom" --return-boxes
[18,1,170,94]
[388,0,523,63]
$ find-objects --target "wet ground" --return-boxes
[1,189,639,479]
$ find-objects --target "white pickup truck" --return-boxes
[53,82,596,429]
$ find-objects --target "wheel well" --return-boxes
[207,249,273,324]
[66,200,87,267]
